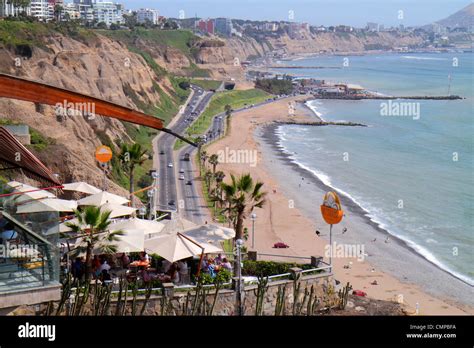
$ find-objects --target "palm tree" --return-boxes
[214,171,226,205]
[119,143,147,206]
[204,170,214,190]
[200,150,208,169]
[221,173,266,241]
[209,154,219,175]
[66,206,123,282]
[224,104,232,118]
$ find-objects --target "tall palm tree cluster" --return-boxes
[199,150,266,242]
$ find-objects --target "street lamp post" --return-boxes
[147,189,155,220]
[150,171,159,220]
[250,213,257,249]
[235,238,244,316]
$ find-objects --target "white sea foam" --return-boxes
[402,55,448,61]
[274,128,474,286]
[305,100,326,121]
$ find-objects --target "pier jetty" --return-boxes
[313,94,463,100]
[270,66,342,70]
[274,120,368,127]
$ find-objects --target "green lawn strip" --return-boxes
[174,89,270,150]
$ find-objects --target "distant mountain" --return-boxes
[434,3,473,29]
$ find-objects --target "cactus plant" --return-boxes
[338,282,352,310]
[275,284,286,316]
[253,276,269,315]
[140,283,153,316]
[292,273,302,315]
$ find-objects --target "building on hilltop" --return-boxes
[196,18,215,35]
[366,22,379,32]
[137,8,160,25]
[215,17,233,37]
[92,0,124,26]
[30,0,52,22]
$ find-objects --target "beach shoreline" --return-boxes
[205,96,474,315]
[264,102,473,288]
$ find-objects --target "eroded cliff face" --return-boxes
[268,31,425,55]
[0,33,172,194]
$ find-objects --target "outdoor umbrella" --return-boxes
[45,217,78,235]
[77,191,129,206]
[100,203,137,218]
[16,198,77,214]
[7,181,56,204]
[50,205,137,236]
[145,232,222,263]
[111,218,165,238]
[160,217,197,235]
[181,224,235,246]
[62,182,102,195]
[69,230,145,255]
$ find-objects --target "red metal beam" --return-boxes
[0,73,165,130]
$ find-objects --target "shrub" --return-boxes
[242,260,313,277]
[215,269,232,284]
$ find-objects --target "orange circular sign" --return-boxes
[320,191,344,225]
[95,145,113,163]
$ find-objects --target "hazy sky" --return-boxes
[115,0,471,27]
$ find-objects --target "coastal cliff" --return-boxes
[0,22,437,190]
[0,24,190,193]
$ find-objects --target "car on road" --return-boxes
[160,150,165,155]
[179,174,185,180]
[179,169,185,173]
[167,163,173,168]
[168,200,175,206]
[186,180,192,185]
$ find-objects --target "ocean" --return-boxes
[275,52,473,285]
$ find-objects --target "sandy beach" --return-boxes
[205,96,474,315]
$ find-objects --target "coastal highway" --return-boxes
[175,90,216,224]
[156,84,292,222]
[154,85,211,215]
[176,94,292,223]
